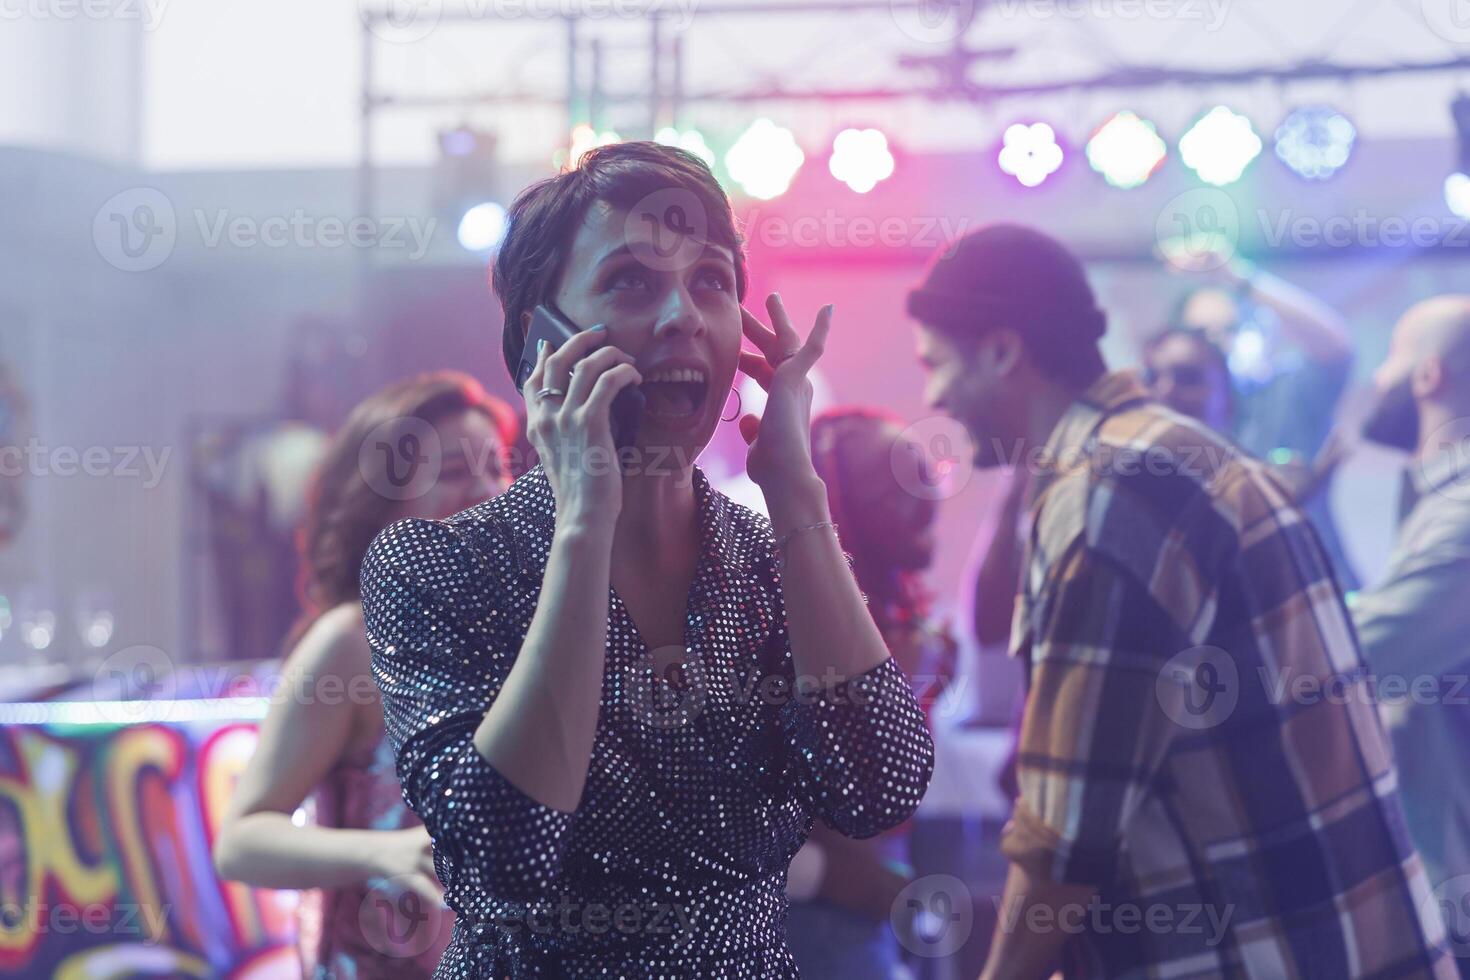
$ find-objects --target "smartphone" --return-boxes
[516,303,643,453]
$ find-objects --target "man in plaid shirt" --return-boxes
[908,224,1456,979]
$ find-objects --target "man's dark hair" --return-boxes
[1142,325,1232,387]
[491,141,749,381]
[907,224,1108,390]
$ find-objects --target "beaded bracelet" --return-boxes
[775,519,838,552]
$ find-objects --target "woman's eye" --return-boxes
[609,269,652,291]
[695,267,731,291]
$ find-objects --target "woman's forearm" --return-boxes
[473,517,614,813]
[767,476,891,686]
[214,812,391,889]
[1240,266,1351,365]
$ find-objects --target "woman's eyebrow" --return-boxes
[593,241,735,269]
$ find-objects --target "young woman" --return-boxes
[213,372,517,979]
[786,407,958,979]
[362,141,935,976]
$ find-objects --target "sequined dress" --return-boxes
[362,464,935,978]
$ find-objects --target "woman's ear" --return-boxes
[521,310,533,340]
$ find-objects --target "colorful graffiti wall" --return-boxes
[0,716,299,978]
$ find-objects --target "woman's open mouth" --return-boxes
[640,367,709,424]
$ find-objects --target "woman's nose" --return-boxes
[653,288,706,338]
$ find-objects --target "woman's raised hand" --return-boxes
[523,327,642,528]
[738,294,832,493]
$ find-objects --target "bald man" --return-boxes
[1354,296,1470,963]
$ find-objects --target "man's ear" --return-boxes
[990,327,1025,378]
[1412,356,1444,400]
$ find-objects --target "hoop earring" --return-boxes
[720,387,743,423]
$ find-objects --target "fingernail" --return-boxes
[538,338,548,353]
[589,323,607,333]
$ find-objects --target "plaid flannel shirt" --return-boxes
[1001,371,1456,979]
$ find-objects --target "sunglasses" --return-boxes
[1143,364,1211,388]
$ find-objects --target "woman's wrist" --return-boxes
[763,474,831,537]
[554,508,618,546]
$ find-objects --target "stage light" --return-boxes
[1179,106,1263,186]
[1447,173,1470,220]
[1085,112,1167,189]
[998,122,1063,187]
[827,127,895,194]
[1448,94,1470,218]
[726,119,805,199]
[1228,324,1271,384]
[654,127,716,169]
[456,201,508,252]
[439,126,482,158]
[566,124,621,169]
[1275,106,1355,180]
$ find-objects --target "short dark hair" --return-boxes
[1142,325,1234,394]
[907,224,1107,391]
[491,141,749,381]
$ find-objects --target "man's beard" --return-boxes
[1362,376,1420,452]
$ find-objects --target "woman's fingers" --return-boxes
[766,293,801,351]
[738,413,761,445]
[738,349,774,389]
[741,306,781,360]
[564,345,634,408]
[543,327,609,392]
[581,363,643,420]
[525,335,552,398]
[787,303,832,375]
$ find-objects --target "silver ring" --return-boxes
[536,386,566,400]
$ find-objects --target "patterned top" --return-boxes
[362,465,934,978]
[297,732,455,979]
[1002,371,1456,979]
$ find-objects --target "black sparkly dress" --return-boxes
[362,465,935,978]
